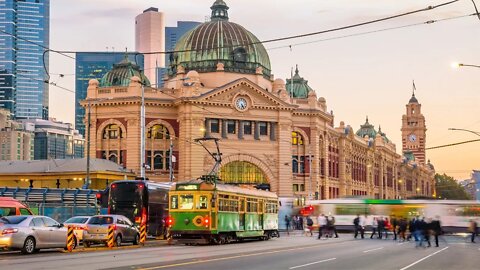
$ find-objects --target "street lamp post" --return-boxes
[448,128,480,137]
[452,62,480,69]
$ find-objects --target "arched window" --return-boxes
[103,124,122,139]
[292,131,304,145]
[148,124,170,140]
[108,153,118,163]
[219,161,267,184]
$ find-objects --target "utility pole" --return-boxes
[308,151,312,200]
[140,85,146,180]
[85,100,91,189]
[169,139,174,182]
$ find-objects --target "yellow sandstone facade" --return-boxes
[82,0,434,202]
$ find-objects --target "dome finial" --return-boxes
[295,64,299,75]
[366,116,369,124]
[378,125,382,132]
[211,0,229,21]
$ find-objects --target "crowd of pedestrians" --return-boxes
[284,214,479,247]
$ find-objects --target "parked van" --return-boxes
[0,197,33,216]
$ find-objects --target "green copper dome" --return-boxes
[168,1,271,78]
[286,66,314,98]
[356,116,377,139]
[100,55,150,87]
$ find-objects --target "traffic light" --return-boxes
[301,205,314,216]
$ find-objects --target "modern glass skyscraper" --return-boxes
[0,0,50,120]
[165,21,201,67]
[75,52,144,136]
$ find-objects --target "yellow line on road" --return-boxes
[136,244,332,270]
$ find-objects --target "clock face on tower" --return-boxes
[235,97,248,111]
[408,134,417,142]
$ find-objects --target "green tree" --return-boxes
[435,173,472,200]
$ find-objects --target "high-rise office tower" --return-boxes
[165,21,201,67]
[0,0,50,119]
[75,52,144,136]
[135,7,164,87]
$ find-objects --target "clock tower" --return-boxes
[401,90,427,164]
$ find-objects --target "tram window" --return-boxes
[179,194,194,209]
[240,199,245,212]
[198,195,208,209]
[170,195,178,209]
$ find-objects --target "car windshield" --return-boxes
[88,216,114,225]
[65,217,89,224]
[0,216,28,224]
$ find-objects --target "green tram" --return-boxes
[168,181,279,244]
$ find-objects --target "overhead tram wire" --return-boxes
[266,13,478,51]
[425,139,480,150]
[115,0,460,57]
[21,0,460,62]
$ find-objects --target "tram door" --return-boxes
[239,198,245,230]
[259,199,264,230]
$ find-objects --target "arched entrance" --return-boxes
[219,161,268,185]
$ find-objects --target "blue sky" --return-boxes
[48,0,480,180]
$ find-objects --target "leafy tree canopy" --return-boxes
[435,173,471,200]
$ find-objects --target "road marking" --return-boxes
[363,247,384,253]
[289,258,337,269]
[136,244,341,270]
[397,242,406,245]
[399,246,449,270]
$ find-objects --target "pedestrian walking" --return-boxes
[353,214,361,239]
[469,219,478,243]
[305,216,314,237]
[284,215,291,235]
[430,216,442,247]
[416,217,427,248]
[370,217,378,239]
[317,214,327,239]
[328,215,339,238]
[384,217,390,239]
[298,216,304,230]
[391,215,398,241]
[398,217,408,242]
[377,216,384,239]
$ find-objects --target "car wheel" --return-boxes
[133,234,140,245]
[21,237,36,255]
[114,235,122,247]
[83,241,91,248]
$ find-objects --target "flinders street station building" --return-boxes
[83,0,435,204]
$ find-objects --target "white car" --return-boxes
[64,216,92,243]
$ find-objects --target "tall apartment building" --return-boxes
[0,109,34,161]
[0,0,50,119]
[21,118,84,160]
[135,7,164,87]
[75,52,143,136]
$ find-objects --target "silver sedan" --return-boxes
[0,215,74,254]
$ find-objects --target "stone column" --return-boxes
[269,122,276,141]
[276,113,293,197]
[338,138,348,197]
[310,127,320,200]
